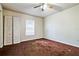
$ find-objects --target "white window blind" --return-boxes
[25,19,35,36]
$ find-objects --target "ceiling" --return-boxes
[2,3,79,17]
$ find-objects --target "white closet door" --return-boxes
[4,16,12,45]
[0,11,3,48]
[13,16,21,44]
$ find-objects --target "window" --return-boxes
[25,19,35,36]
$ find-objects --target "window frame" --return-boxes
[25,19,35,36]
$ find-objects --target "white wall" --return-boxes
[44,5,79,47]
[3,9,44,42]
[0,4,3,48]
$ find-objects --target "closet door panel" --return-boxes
[4,16,12,45]
[0,10,3,48]
[13,16,21,44]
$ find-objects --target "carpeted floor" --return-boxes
[0,38,79,56]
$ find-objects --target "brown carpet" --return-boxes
[0,38,79,56]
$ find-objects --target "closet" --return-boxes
[4,16,21,45]
[0,4,3,48]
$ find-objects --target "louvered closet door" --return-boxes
[4,16,12,45]
[4,16,21,45]
[13,16,21,44]
[0,11,3,48]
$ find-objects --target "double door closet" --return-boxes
[3,16,21,46]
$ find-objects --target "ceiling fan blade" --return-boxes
[47,3,63,11]
[47,4,53,8]
[34,3,44,8]
[34,5,42,8]
[52,5,63,11]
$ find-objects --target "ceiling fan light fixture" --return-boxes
[43,3,48,10]
[34,3,53,11]
[40,3,48,11]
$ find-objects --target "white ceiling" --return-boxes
[2,3,79,17]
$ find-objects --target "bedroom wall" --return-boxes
[0,4,3,48]
[44,5,79,47]
[3,9,44,42]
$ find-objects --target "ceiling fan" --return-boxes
[33,3,53,11]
